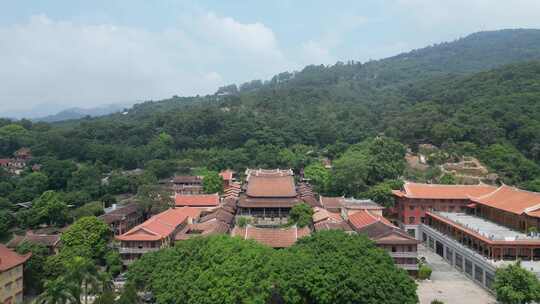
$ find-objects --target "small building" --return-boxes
[392,182,498,238]
[219,170,236,188]
[7,231,61,255]
[172,176,203,194]
[115,207,201,264]
[319,196,344,213]
[99,203,144,236]
[237,169,300,226]
[0,244,31,304]
[312,207,353,233]
[231,225,311,248]
[174,193,220,210]
[348,210,419,273]
[340,198,384,218]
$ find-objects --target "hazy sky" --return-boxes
[1,0,540,112]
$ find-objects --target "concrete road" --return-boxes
[416,245,497,304]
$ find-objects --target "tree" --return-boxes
[10,172,49,203]
[127,236,276,303]
[68,165,102,199]
[202,170,223,194]
[127,232,417,304]
[364,182,395,208]
[493,261,540,304]
[16,241,49,294]
[117,283,139,304]
[275,230,418,304]
[60,216,110,261]
[93,291,115,304]
[303,163,331,194]
[438,173,457,185]
[105,251,122,277]
[72,201,104,219]
[34,278,75,304]
[64,256,99,304]
[0,210,13,238]
[289,203,313,228]
[41,158,78,190]
[32,191,70,226]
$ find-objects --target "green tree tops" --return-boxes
[494,261,540,304]
[289,203,314,228]
[202,170,223,194]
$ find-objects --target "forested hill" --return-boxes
[2,29,540,190]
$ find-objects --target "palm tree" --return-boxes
[33,278,75,304]
[64,256,99,304]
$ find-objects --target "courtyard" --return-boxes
[417,244,496,304]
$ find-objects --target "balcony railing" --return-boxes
[118,247,160,254]
[389,251,418,258]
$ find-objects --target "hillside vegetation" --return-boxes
[1,29,540,196]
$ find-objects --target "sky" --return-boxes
[1,0,540,115]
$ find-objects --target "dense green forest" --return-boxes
[2,29,540,231]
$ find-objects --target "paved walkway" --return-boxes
[416,245,496,304]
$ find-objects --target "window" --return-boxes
[407,229,416,237]
[455,253,463,271]
[420,217,426,223]
[474,264,484,283]
[409,205,415,211]
[485,272,494,289]
[422,232,427,242]
[465,259,473,276]
[392,246,397,252]
[445,247,453,262]
[421,205,425,210]
[408,216,415,224]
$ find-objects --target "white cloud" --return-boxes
[0,13,292,113]
[393,0,540,32]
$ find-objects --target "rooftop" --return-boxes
[231,225,310,248]
[175,193,220,207]
[394,182,497,200]
[219,170,235,181]
[348,210,394,230]
[99,203,141,224]
[116,207,201,241]
[0,244,31,272]
[341,198,383,210]
[319,196,343,210]
[175,221,230,241]
[434,212,539,241]
[472,185,540,217]
[245,169,296,198]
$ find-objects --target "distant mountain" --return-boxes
[33,104,132,122]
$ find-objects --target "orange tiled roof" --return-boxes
[0,244,31,271]
[116,207,201,241]
[312,207,343,223]
[246,169,296,197]
[472,185,540,217]
[175,193,220,207]
[348,210,394,230]
[231,225,310,248]
[219,170,235,181]
[394,182,497,200]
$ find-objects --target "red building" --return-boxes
[392,182,497,238]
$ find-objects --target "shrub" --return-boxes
[418,264,432,280]
[431,300,444,304]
